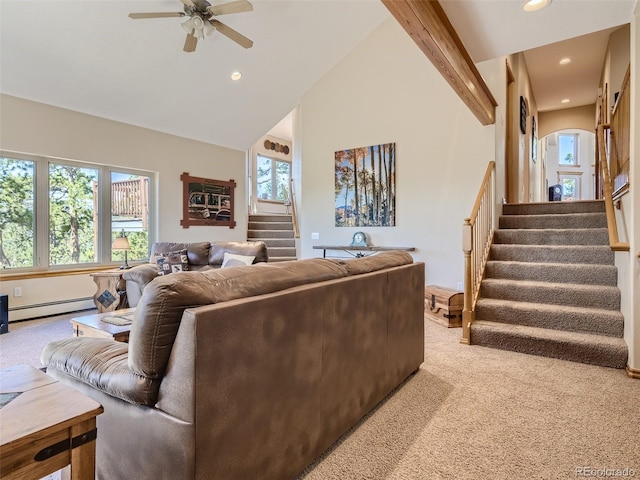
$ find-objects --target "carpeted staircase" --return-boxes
[471,200,628,368]
[248,214,297,262]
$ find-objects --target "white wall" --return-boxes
[298,18,497,288]
[625,7,639,372]
[0,94,247,320]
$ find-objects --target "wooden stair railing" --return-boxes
[596,124,630,252]
[461,161,496,345]
[289,178,300,239]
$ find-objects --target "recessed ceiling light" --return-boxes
[559,57,571,65]
[523,0,551,12]
[561,98,570,104]
[231,71,242,81]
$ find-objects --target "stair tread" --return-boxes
[481,277,619,293]
[472,320,627,346]
[492,244,611,250]
[486,260,616,269]
[472,320,627,347]
[476,297,624,318]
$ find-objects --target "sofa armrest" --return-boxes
[122,264,160,307]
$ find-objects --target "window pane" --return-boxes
[49,163,99,265]
[558,134,577,165]
[275,160,291,201]
[0,157,35,268]
[257,155,273,200]
[111,172,150,262]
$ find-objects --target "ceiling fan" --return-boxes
[129,0,253,52]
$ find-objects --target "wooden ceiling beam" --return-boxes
[382,0,497,125]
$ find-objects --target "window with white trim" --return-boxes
[558,133,579,166]
[0,152,154,271]
[256,154,291,202]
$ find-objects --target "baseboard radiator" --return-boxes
[8,297,95,322]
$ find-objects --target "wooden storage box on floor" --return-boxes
[424,285,464,328]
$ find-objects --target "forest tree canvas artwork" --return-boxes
[335,142,396,227]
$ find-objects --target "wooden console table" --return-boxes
[0,364,103,480]
[313,245,416,258]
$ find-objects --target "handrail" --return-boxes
[596,124,630,252]
[461,161,496,345]
[289,178,300,239]
[610,66,630,197]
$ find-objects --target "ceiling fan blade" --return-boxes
[210,19,253,49]
[184,32,198,52]
[180,0,196,7]
[128,12,185,19]
[207,0,253,16]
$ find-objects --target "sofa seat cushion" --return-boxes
[41,337,160,406]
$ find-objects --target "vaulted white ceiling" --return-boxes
[1,0,637,151]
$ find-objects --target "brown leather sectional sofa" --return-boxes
[42,251,425,479]
[123,241,269,307]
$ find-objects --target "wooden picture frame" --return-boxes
[519,96,527,134]
[531,115,537,163]
[180,172,236,229]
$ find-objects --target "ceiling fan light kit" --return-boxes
[129,0,254,52]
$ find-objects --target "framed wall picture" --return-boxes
[531,115,537,162]
[334,142,396,227]
[180,172,236,229]
[519,96,527,134]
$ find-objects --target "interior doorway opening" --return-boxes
[542,128,596,202]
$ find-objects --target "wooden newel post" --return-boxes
[461,218,473,345]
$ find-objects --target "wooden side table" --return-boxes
[0,364,103,480]
[90,271,128,313]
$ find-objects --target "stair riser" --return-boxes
[494,229,609,246]
[484,262,618,286]
[249,215,292,223]
[490,245,614,265]
[267,248,297,257]
[259,239,296,248]
[475,302,624,337]
[499,213,607,230]
[248,222,294,230]
[480,282,620,310]
[471,327,628,369]
[248,230,294,239]
[503,201,605,216]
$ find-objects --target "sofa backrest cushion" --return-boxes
[334,250,414,275]
[150,242,211,266]
[209,241,268,266]
[128,258,348,379]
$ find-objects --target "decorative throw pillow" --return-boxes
[221,252,255,268]
[156,249,189,275]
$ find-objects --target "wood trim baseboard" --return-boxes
[626,364,640,380]
[382,0,497,126]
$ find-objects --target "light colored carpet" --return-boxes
[1,312,639,479]
[299,317,639,479]
[0,310,95,370]
[474,200,628,368]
